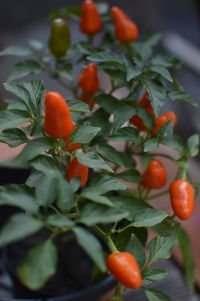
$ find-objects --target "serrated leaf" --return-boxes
[67,99,90,112]
[77,152,113,172]
[71,126,100,144]
[142,268,168,285]
[73,227,106,272]
[144,288,171,301]
[79,203,128,226]
[8,60,43,81]
[0,213,42,247]
[150,65,173,82]
[149,233,179,265]
[17,239,57,290]
[127,234,146,268]
[0,128,28,147]
[0,45,32,56]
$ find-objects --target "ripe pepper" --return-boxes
[80,0,102,35]
[49,18,70,57]
[130,92,156,131]
[79,64,99,93]
[152,111,177,136]
[78,92,96,109]
[107,252,142,289]
[170,180,194,220]
[111,7,139,43]
[66,158,88,187]
[44,91,73,138]
[142,160,167,189]
[64,123,81,152]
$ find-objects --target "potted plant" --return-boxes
[0,1,199,300]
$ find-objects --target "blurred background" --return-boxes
[0,0,200,139]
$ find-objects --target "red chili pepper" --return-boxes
[142,160,167,189]
[79,64,99,93]
[80,0,102,35]
[44,92,73,138]
[130,92,156,131]
[170,180,194,220]
[111,7,139,43]
[107,252,142,289]
[152,111,177,136]
[78,92,96,109]
[63,123,81,152]
[66,158,88,187]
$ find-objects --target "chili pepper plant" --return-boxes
[0,1,199,300]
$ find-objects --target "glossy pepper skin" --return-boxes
[152,111,177,136]
[78,92,96,109]
[130,92,156,131]
[49,18,70,57]
[170,180,194,220]
[44,92,73,138]
[79,64,99,93]
[111,7,139,43]
[64,123,81,152]
[107,252,142,289]
[66,158,88,187]
[142,160,167,189]
[80,0,102,35]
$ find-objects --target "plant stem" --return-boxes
[106,235,119,253]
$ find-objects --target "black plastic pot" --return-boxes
[0,167,116,301]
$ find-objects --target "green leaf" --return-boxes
[151,53,181,68]
[134,42,152,60]
[79,203,128,226]
[126,65,142,82]
[90,108,111,135]
[0,128,28,147]
[67,99,90,112]
[107,127,140,143]
[102,67,127,86]
[144,137,159,152]
[18,137,56,162]
[136,106,155,130]
[85,175,127,194]
[47,214,74,228]
[117,169,141,183]
[17,239,57,290]
[35,173,57,205]
[149,233,179,265]
[0,213,42,247]
[80,191,113,206]
[144,80,166,116]
[96,93,120,113]
[73,227,106,272]
[29,39,43,51]
[150,218,179,236]
[179,227,195,292]
[113,103,137,131]
[56,172,74,211]
[150,65,173,82]
[144,288,171,301]
[186,134,199,157]
[143,32,162,46]
[168,88,198,107]
[88,51,125,66]
[71,126,101,144]
[96,144,124,167]
[77,152,113,172]
[0,45,32,56]
[57,63,73,80]
[142,268,168,285]
[132,208,168,227]
[0,184,38,213]
[0,109,29,131]
[8,60,43,81]
[127,234,146,268]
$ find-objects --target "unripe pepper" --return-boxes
[78,92,96,109]
[80,0,102,35]
[64,123,81,152]
[152,111,177,136]
[49,18,70,57]
[66,158,88,187]
[142,160,167,189]
[79,64,99,93]
[130,92,156,131]
[107,252,142,289]
[111,7,139,43]
[44,92,73,138]
[170,180,194,220]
